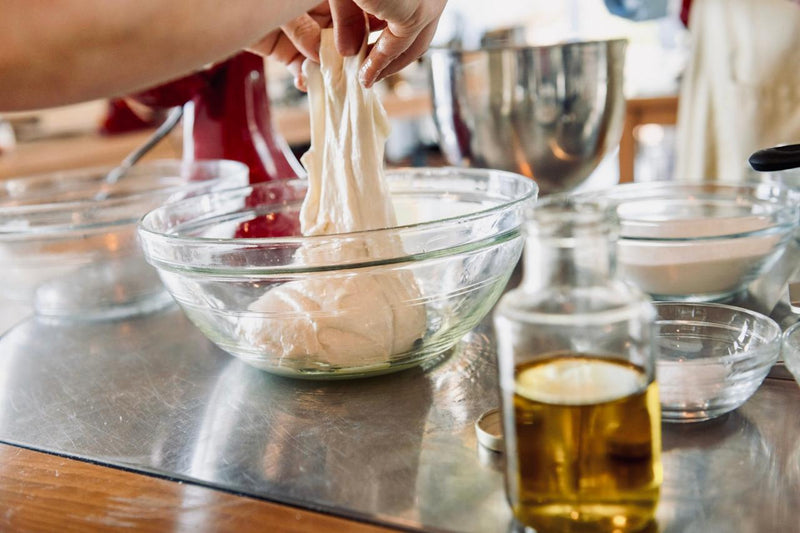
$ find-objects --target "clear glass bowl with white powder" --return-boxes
[585,182,798,301]
[654,302,781,422]
[139,167,538,379]
[0,159,249,322]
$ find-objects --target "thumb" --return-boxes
[359,24,422,87]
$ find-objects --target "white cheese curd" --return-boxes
[238,30,426,370]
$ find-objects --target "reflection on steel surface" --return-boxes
[0,309,510,532]
[427,40,627,195]
[0,257,799,531]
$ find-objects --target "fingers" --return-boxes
[330,0,367,56]
[341,0,446,88]
[254,0,444,91]
[248,4,332,92]
[367,14,387,32]
[369,20,438,81]
[286,57,308,92]
[359,22,424,88]
[280,13,323,62]
[249,31,307,90]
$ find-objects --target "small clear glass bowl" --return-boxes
[0,159,249,320]
[780,321,800,387]
[654,302,781,423]
[138,167,538,379]
[588,182,798,301]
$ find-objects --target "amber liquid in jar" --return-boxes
[508,354,662,533]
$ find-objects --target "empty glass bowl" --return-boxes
[0,159,249,320]
[138,168,538,379]
[586,182,798,301]
[654,302,781,422]
[780,321,800,387]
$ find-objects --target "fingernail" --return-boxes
[359,59,375,88]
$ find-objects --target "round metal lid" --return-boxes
[475,408,504,453]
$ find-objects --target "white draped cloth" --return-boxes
[675,0,800,182]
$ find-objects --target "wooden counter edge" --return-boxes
[0,443,398,533]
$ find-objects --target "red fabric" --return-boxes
[680,0,692,27]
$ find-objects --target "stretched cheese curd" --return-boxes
[237,30,426,369]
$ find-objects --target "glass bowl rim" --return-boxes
[139,167,538,246]
[0,159,250,236]
[653,301,783,351]
[137,167,538,274]
[781,319,800,345]
[781,320,800,383]
[426,37,629,55]
[583,181,799,242]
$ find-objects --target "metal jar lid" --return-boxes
[475,408,504,453]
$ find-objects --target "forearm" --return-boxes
[0,0,321,111]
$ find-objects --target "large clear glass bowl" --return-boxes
[138,167,538,379]
[0,159,249,321]
[586,182,798,301]
[654,302,781,423]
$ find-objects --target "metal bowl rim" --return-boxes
[426,38,629,55]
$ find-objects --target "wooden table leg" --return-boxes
[619,110,637,184]
[618,96,679,184]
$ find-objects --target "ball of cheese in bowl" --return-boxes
[138,168,537,379]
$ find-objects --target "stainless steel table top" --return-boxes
[1,255,799,532]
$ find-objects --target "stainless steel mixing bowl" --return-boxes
[427,39,627,194]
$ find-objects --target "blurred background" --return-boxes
[0,0,688,187]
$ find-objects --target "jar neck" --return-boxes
[520,198,619,292]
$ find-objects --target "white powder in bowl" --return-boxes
[618,215,781,297]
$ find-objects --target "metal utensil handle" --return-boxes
[104,106,184,185]
[749,143,800,172]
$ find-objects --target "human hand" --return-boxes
[330,0,448,87]
[249,3,332,91]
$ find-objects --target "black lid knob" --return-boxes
[749,143,800,172]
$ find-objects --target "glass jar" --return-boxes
[493,196,662,533]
